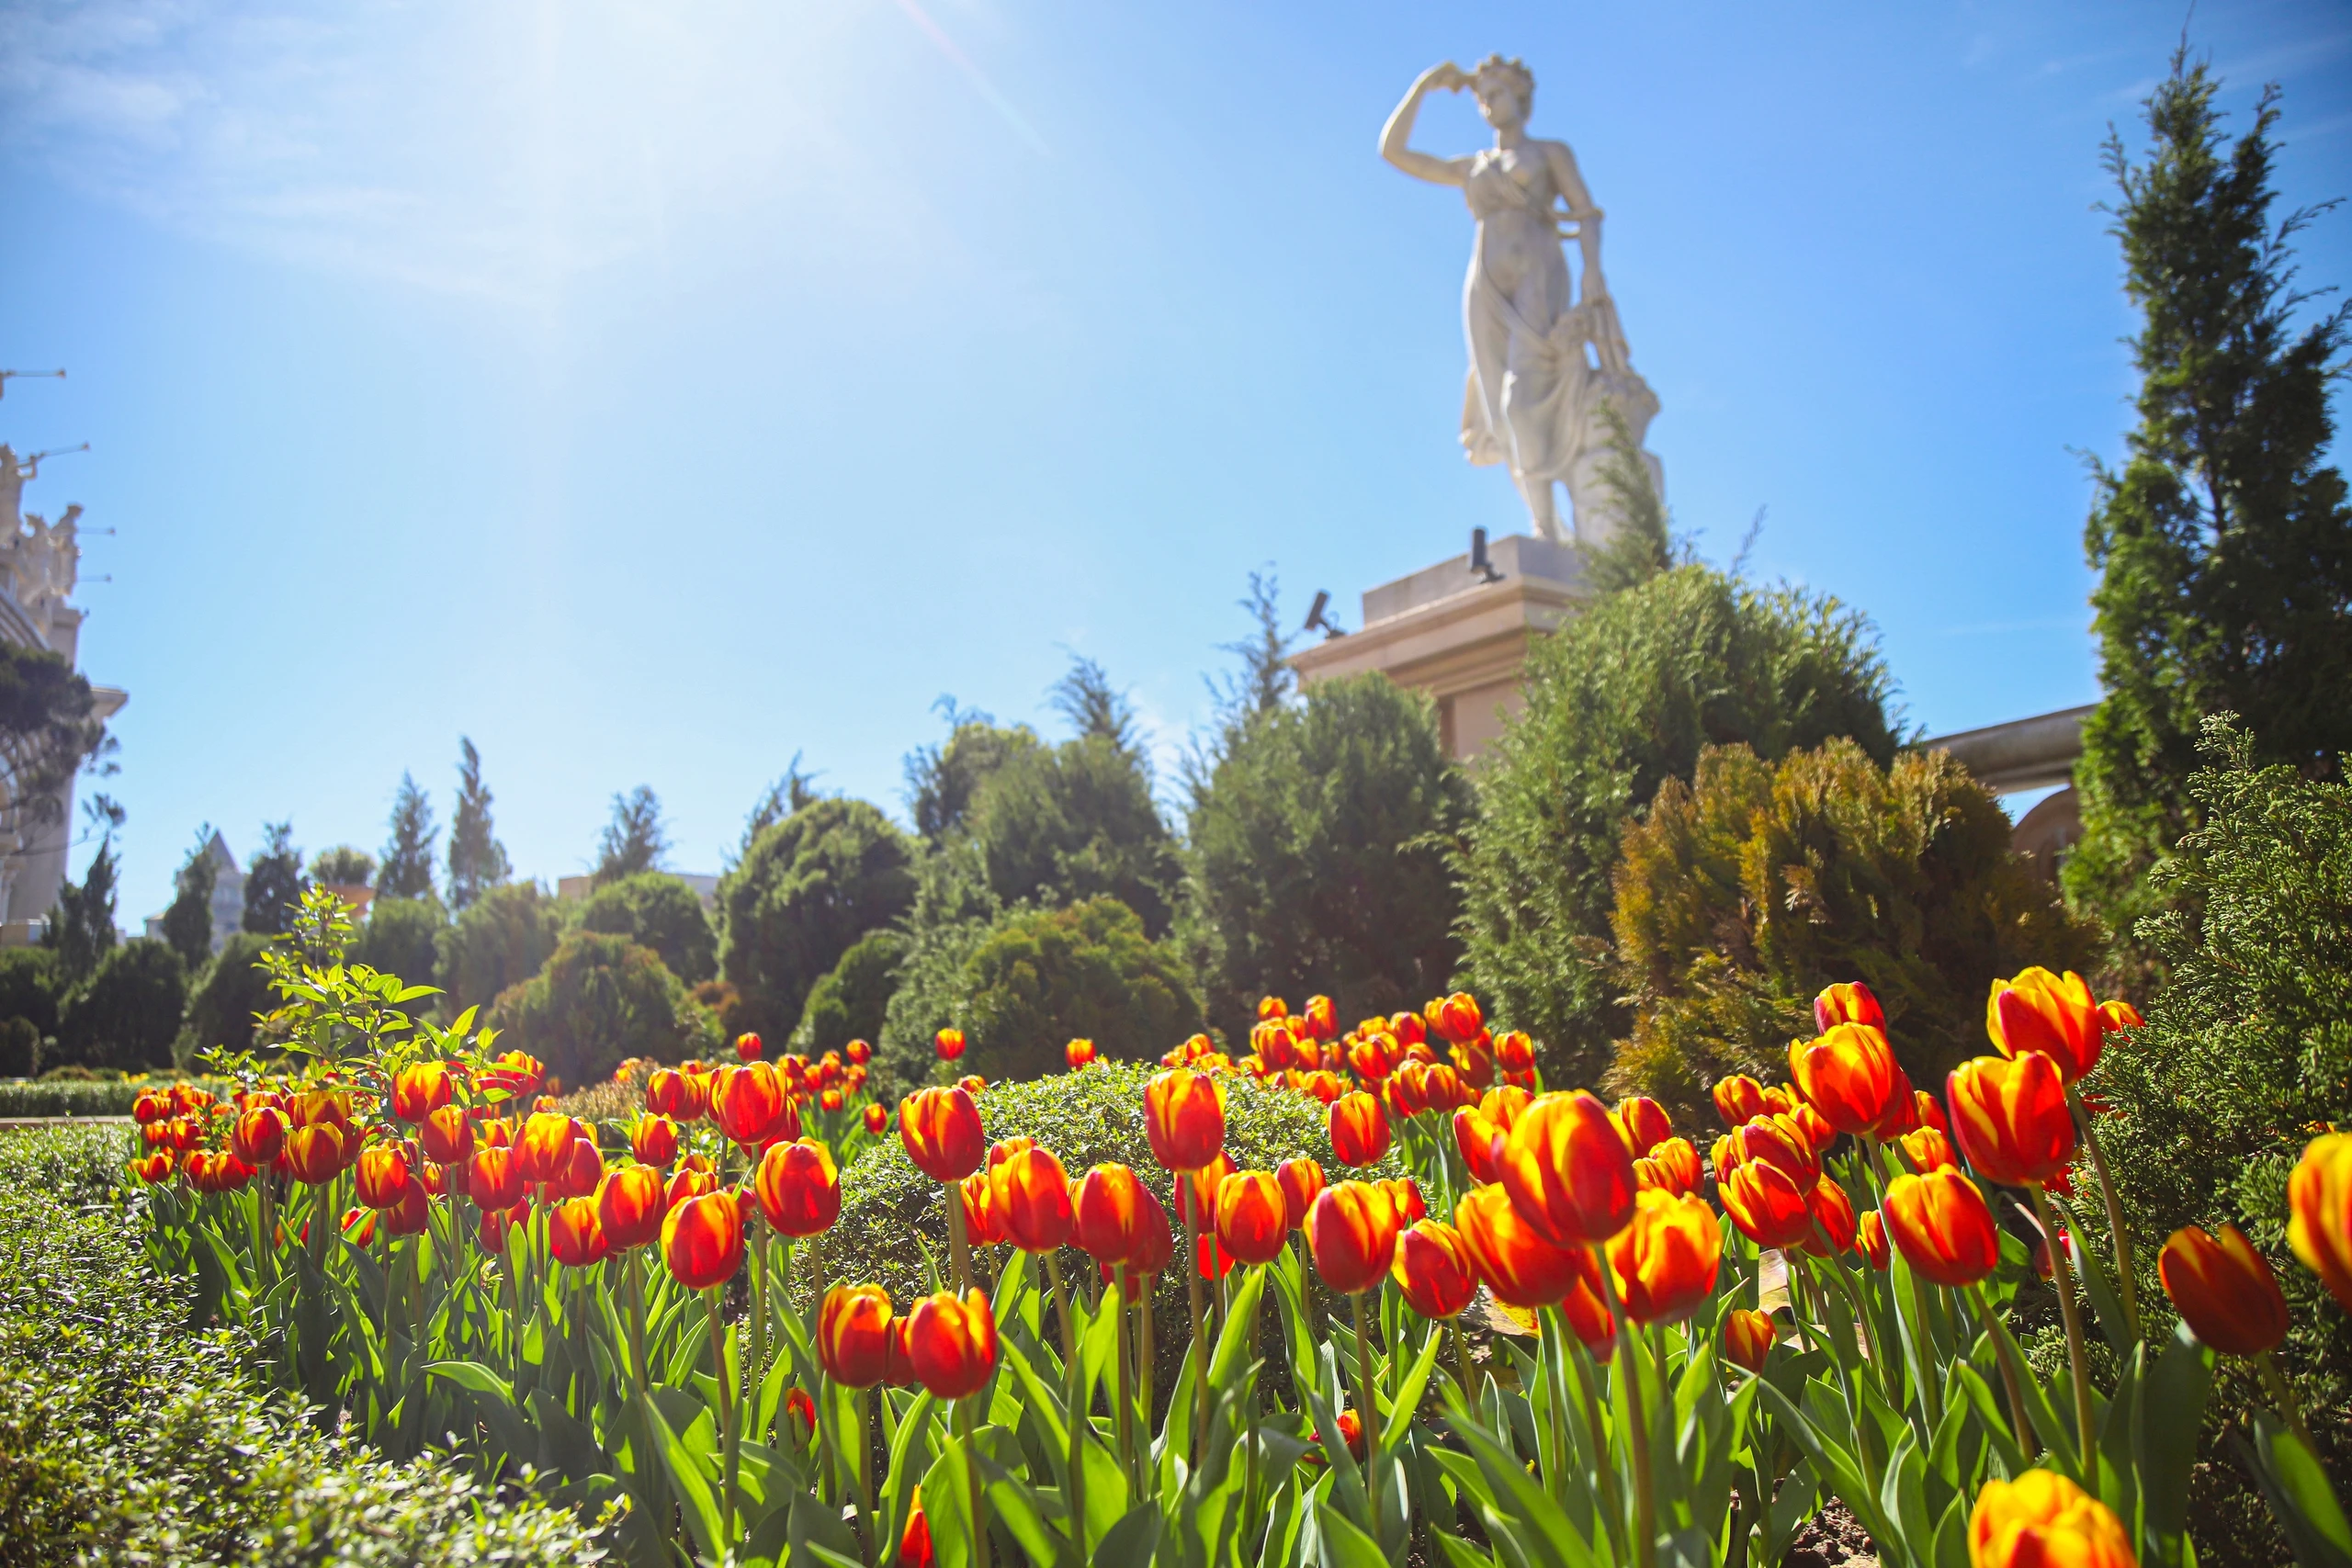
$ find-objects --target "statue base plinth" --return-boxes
[1289,534,1586,761]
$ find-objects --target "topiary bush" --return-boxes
[790,927,907,1057]
[0,1126,606,1567]
[1183,671,1474,1046]
[54,939,187,1074]
[488,930,719,1091]
[718,798,917,1046]
[572,871,716,985]
[354,895,446,995]
[2077,717,2352,1567]
[1455,564,1900,1089]
[436,882,561,1019]
[818,1059,1400,1398]
[177,931,275,1061]
[876,897,1202,1089]
[1606,738,2099,1123]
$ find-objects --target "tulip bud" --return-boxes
[899,1087,986,1182]
[2290,1133,2352,1314]
[1170,1152,1238,1231]
[1720,1159,1815,1250]
[934,1028,966,1062]
[1882,1168,2001,1288]
[1143,1069,1227,1173]
[1072,1163,1148,1264]
[1985,968,2106,1084]
[1301,996,1337,1041]
[990,1146,1075,1253]
[1306,1180,1401,1295]
[907,1288,998,1400]
[755,1138,842,1238]
[959,1168,1006,1247]
[354,1144,414,1210]
[863,1102,889,1134]
[736,1032,763,1062]
[1499,1090,1638,1248]
[820,1283,896,1387]
[1611,1095,1674,1156]
[1813,980,1885,1033]
[1724,1307,1777,1373]
[1947,1053,2076,1188]
[232,1105,288,1167]
[286,1122,346,1186]
[1607,1188,1721,1324]
[549,1197,610,1268]
[712,1062,799,1153]
[1275,1157,1325,1232]
[1856,1209,1891,1270]
[1392,1218,1477,1320]
[1712,1075,1768,1130]
[1064,1037,1097,1070]
[1453,1182,1592,1310]
[1788,1022,1903,1135]
[1214,1170,1289,1266]
[662,1190,744,1290]
[596,1164,669,1250]
[2160,1223,2289,1357]
[1328,1091,1391,1168]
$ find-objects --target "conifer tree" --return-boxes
[377,773,437,899]
[242,821,304,935]
[447,738,511,910]
[159,829,218,969]
[2067,53,2352,979]
[594,786,669,886]
[45,796,124,984]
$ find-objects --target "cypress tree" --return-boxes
[447,738,511,911]
[2067,52,2352,980]
[377,773,438,899]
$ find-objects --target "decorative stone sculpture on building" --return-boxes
[1381,56,1663,545]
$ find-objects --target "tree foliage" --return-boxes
[43,810,119,987]
[2067,55,2352,981]
[354,897,444,996]
[966,734,1182,937]
[0,642,107,867]
[309,846,376,888]
[1607,739,2100,1123]
[717,798,916,1045]
[376,773,437,899]
[1455,564,1901,1087]
[878,895,1200,1089]
[1185,672,1472,1044]
[242,823,304,936]
[55,939,186,1074]
[0,949,60,1077]
[159,832,218,971]
[593,786,669,886]
[2079,717,2352,1565]
[177,932,272,1059]
[435,881,560,1017]
[446,738,510,911]
[790,928,908,1058]
[488,930,718,1090]
[573,872,716,985]
[906,712,1038,843]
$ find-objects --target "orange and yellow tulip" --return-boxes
[1170,1152,1238,1230]
[596,1164,668,1250]
[1612,1094,1674,1156]
[1214,1170,1290,1266]
[1607,1188,1721,1324]
[1143,1068,1227,1172]
[232,1105,288,1167]
[419,1104,472,1166]
[862,1102,888,1134]
[755,1138,841,1238]
[630,1114,678,1168]
[1454,1182,1589,1309]
[390,1062,454,1123]
[1720,1160,1815,1250]
[1900,1126,1957,1172]
[1883,1168,2002,1288]
[1985,967,2105,1084]
[820,1283,897,1387]
[549,1197,609,1269]
[1276,1157,1325,1231]
[1788,1021,1903,1135]
[907,1288,997,1400]
[354,1145,413,1210]
[899,1087,986,1182]
[2160,1224,2289,1357]
[990,1146,1075,1253]
[934,1028,966,1062]
[1393,1218,1478,1320]
[1636,1135,1702,1197]
[1306,1180,1401,1295]
[1065,1037,1097,1069]
[1724,1307,1777,1372]
[285,1122,346,1186]
[1813,980,1885,1033]
[662,1190,745,1290]
[1072,1163,1149,1264]
[1499,1090,1639,1248]
[1947,1053,2076,1188]
[1857,1210,1891,1270]
[1328,1091,1392,1168]
[1712,1075,1768,1129]
[712,1062,799,1152]
[1968,1470,2133,1568]
[1454,1106,1507,1185]
[2288,1132,2352,1313]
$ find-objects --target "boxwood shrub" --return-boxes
[0,1076,232,1119]
[818,1059,1404,1404]
[0,1126,606,1567]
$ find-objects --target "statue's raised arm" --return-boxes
[1380,63,1476,187]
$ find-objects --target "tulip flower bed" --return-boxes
[106,890,2352,1568]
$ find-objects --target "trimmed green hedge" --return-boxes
[0,1077,232,1119]
[0,1125,607,1566]
[819,1059,1404,1399]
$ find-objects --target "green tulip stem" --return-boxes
[1592,1245,1656,1568]
[853,1383,876,1567]
[944,1178,974,1293]
[1182,1180,1209,1468]
[1351,1287,1382,1540]
[2066,1086,2142,1341]
[1965,1283,2038,1461]
[958,1390,990,1568]
[2028,1182,2098,1469]
[706,1285,738,1544]
[2256,1348,2316,1455]
[1113,1268,1136,1493]
[1047,1249,1086,1554]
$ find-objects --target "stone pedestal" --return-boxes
[1290,534,1587,761]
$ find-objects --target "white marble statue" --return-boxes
[1382,56,1662,546]
[17,504,81,612]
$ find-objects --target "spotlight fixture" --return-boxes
[1305,590,1348,639]
[1469,527,1503,584]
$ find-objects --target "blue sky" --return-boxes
[3,0,2347,922]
